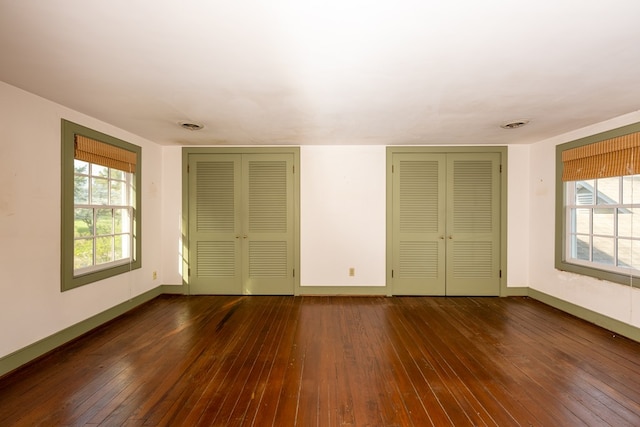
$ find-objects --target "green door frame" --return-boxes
[386,146,509,296]
[182,147,301,295]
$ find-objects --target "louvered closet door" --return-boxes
[392,153,447,295]
[445,153,500,296]
[189,154,242,294]
[242,154,294,295]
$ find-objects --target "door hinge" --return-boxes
[392,165,394,173]
[391,269,394,278]
[499,164,502,173]
[293,268,295,277]
[293,165,295,174]
[187,164,190,173]
[188,268,191,276]
[499,269,502,278]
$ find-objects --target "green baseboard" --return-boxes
[505,286,529,296]
[528,288,640,343]
[160,284,187,294]
[0,286,164,378]
[298,285,389,296]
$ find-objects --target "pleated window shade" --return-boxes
[74,135,137,174]
[562,132,640,181]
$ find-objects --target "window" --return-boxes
[556,123,640,285]
[61,120,141,291]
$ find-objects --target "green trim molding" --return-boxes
[299,286,389,296]
[60,119,143,291]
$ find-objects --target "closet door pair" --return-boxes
[391,152,501,296]
[188,153,294,295]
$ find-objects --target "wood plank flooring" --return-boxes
[1,295,640,426]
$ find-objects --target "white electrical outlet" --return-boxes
[349,267,355,277]
[152,271,157,280]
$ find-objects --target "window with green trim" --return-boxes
[61,120,141,291]
[556,123,640,286]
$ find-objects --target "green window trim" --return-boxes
[555,121,640,286]
[61,119,142,291]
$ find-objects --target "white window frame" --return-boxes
[73,161,135,276]
[564,177,640,277]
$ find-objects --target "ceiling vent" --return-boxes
[179,122,204,131]
[500,119,530,129]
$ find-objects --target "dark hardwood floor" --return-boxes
[1,295,640,426]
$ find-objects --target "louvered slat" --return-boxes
[196,241,235,278]
[248,161,287,233]
[451,242,493,279]
[196,161,235,233]
[452,160,492,233]
[399,241,439,278]
[399,161,439,233]
[249,241,288,278]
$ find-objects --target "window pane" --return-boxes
[96,236,114,264]
[617,208,640,238]
[110,168,124,180]
[593,208,614,236]
[618,239,640,269]
[575,180,594,205]
[114,208,131,233]
[74,238,93,269]
[572,208,590,234]
[596,177,620,205]
[570,235,590,261]
[74,208,94,237]
[114,234,131,260]
[91,177,109,204]
[74,175,89,204]
[74,159,89,175]
[622,175,640,205]
[110,180,127,205]
[91,164,108,177]
[130,179,136,208]
[592,237,615,265]
[96,209,113,235]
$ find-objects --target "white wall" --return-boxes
[300,146,387,287]
[0,82,164,358]
[529,110,640,327]
[506,145,530,288]
[161,146,184,286]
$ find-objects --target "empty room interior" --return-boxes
[2,1,640,425]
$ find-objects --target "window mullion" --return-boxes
[92,207,98,268]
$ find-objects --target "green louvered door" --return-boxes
[189,153,294,295]
[392,154,447,295]
[445,153,500,296]
[391,152,500,296]
[189,154,242,294]
[242,154,294,295]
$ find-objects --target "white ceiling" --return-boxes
[1,1,639,146]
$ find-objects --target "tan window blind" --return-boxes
[561,132,640,181]
[75,135,137,173]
